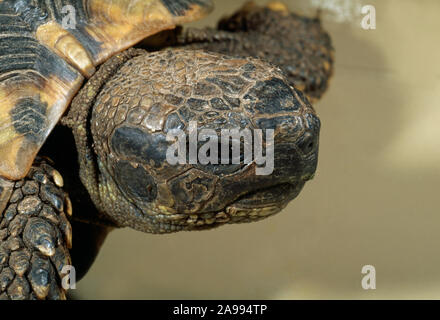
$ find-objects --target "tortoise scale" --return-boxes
[0,0,333,299]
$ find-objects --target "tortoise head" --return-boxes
[81,49,319,233]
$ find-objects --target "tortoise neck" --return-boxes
[61,48,145,223]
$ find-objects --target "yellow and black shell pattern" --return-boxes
[0,0,213,180]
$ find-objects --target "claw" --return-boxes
[266,1,289,15]
[65,196,73,217]
[41,163,64,188]
[23,218,56,257]
[52,170,64,188]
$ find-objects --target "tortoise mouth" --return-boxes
[147,181,306,232]
[126,177,309,234]
[230,182,305,208]
[185,182,306,230]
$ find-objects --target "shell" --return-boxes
[0,0,213,180]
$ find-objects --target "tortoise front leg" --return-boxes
[0,158,72,300]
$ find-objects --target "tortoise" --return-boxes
[0,0,333,299]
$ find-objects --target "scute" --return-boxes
[0,0,213,180]
[68,0,214,65]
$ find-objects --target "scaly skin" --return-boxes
[0,159,72,300]
[63,48,320,234]
[144,2,334,102]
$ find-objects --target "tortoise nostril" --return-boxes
[298,132,317,155]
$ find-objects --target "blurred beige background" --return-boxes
[75,0,440,299]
